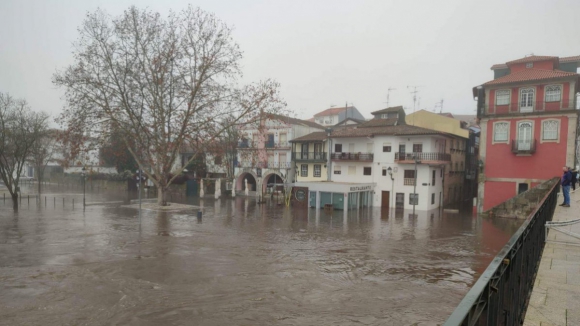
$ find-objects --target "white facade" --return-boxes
[325,134,447,211]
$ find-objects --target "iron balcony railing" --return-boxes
[330,152,374,161]
[511,138,536,154]
[238,140,291,149]
[237,161,292,169]
[444,178,559,326]
[482,101,571,115]
[403,178,416,186]
[292,152,327,161]
[394,152,451,162]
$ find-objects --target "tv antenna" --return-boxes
[434,99,444,113]
[386,87,396,107]
[407,85,423,115]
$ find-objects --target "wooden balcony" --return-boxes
[292,152,327,162]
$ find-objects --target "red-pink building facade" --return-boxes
[473,55,580,212]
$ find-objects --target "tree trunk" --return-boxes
[38,177,42,195]
[12,193,18,212]
[157,186,168,206]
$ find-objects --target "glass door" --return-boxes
[517,122,532,150]
[520,88,534,113]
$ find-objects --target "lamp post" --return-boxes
[136,169,144,222]
[387,166,394,210]
[81,167,86,210]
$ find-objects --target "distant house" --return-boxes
[312,106,365,126]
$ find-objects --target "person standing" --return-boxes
[560,166,572,207]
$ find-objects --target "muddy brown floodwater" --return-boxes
[0,184,522,325]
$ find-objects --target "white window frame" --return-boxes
[519,88,535,113]
[495,89,510,106]
[314,164,321,177]
[516,120,534,151]
[545,85,562,103]
[492,121,510,144]
[301,164,308,177]
[334,165,341,175]
[540,119,560,143]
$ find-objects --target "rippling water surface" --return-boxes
[0,184,522,325]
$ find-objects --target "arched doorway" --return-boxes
[236,172,257,192]
[262,172,284,194]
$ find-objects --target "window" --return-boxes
[348,166,356,175]
[413,144,423,153]
[382,167,387,176]
[214,155,222,165]
[520,88,535,112]
[301,164,308,177]
[404,170,415,178]
[363,167,371,175]
[334,165,341,175]
[432,170,436,186]
[409,193,418,205]
[383,145,392,152]
[516,122,533,150]
[314,164,321,177]
[542,120,559,141]
[460,162,464,171]
[496,90,510,106]
[431,193,435,205]
[335,144,342,152]
[545,85,561,102]
[526,62,533,68]
[493,122,509,142]
[440,169,443,178]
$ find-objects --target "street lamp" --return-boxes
[387,166,394,211]
[81,167,86,210]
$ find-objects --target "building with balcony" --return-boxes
[234,114,324,196]
[473,54,580,212]
[406,109,473,207]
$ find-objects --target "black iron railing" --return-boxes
[292,152,327,161]
[330,152,374,161]
[511,139,536,154]
[444,178,559,326]
[394,152,451,162]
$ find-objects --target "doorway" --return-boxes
[518,183,529,194]
[395,193,404,209]
[381,191,390,209]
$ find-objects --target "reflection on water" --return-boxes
[0,184,522,325]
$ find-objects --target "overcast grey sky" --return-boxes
[1,0,579,123]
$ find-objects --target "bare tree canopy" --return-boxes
[0,92,50,211]
[54,5,286,205]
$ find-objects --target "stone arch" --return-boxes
[262,171,285,193]
[235,171,258,192]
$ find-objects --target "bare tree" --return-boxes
[0,93,50,212]
[54,6,286,206]
[30,129,58,194]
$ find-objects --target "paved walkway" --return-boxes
[524,188,580,326]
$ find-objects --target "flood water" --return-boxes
[0,184,522,325]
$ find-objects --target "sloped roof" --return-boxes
[357,118,399,128]
[313,106,353,117]
[266,113,324,129]
[290,131,327,142]
[506,55,558,65]
[334,117,366,126]
[330,124,444,138]
[370,106,404,115]
[560,55,580,64]
[482,68,578,86]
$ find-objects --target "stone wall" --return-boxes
[486,177,559,219]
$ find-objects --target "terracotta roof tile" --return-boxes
[506,55,558,65]
[290,131,327,142]
[370,106,404,115]
[330,124,444,138]
[482,68,578,86]
[560,55,580,64]
[313,106,354,117]
[357,118,399,128]
[266,113,324,129]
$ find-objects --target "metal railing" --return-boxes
[237,161,292,169]
[511,139,536,154]
[394,152,451,162]
[444,178,559,326]
[238,140,290,149]
[482,101,571,114]
[330,152,374,161]
[403,178,415,186]
[292,152,327,161]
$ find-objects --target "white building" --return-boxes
[311,106,366,126]
[292,108,452,211]
[234,114,324,196]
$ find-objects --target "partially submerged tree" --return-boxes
[30,129,58,194]
[54,6,286,205]
[0,93,50,211]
